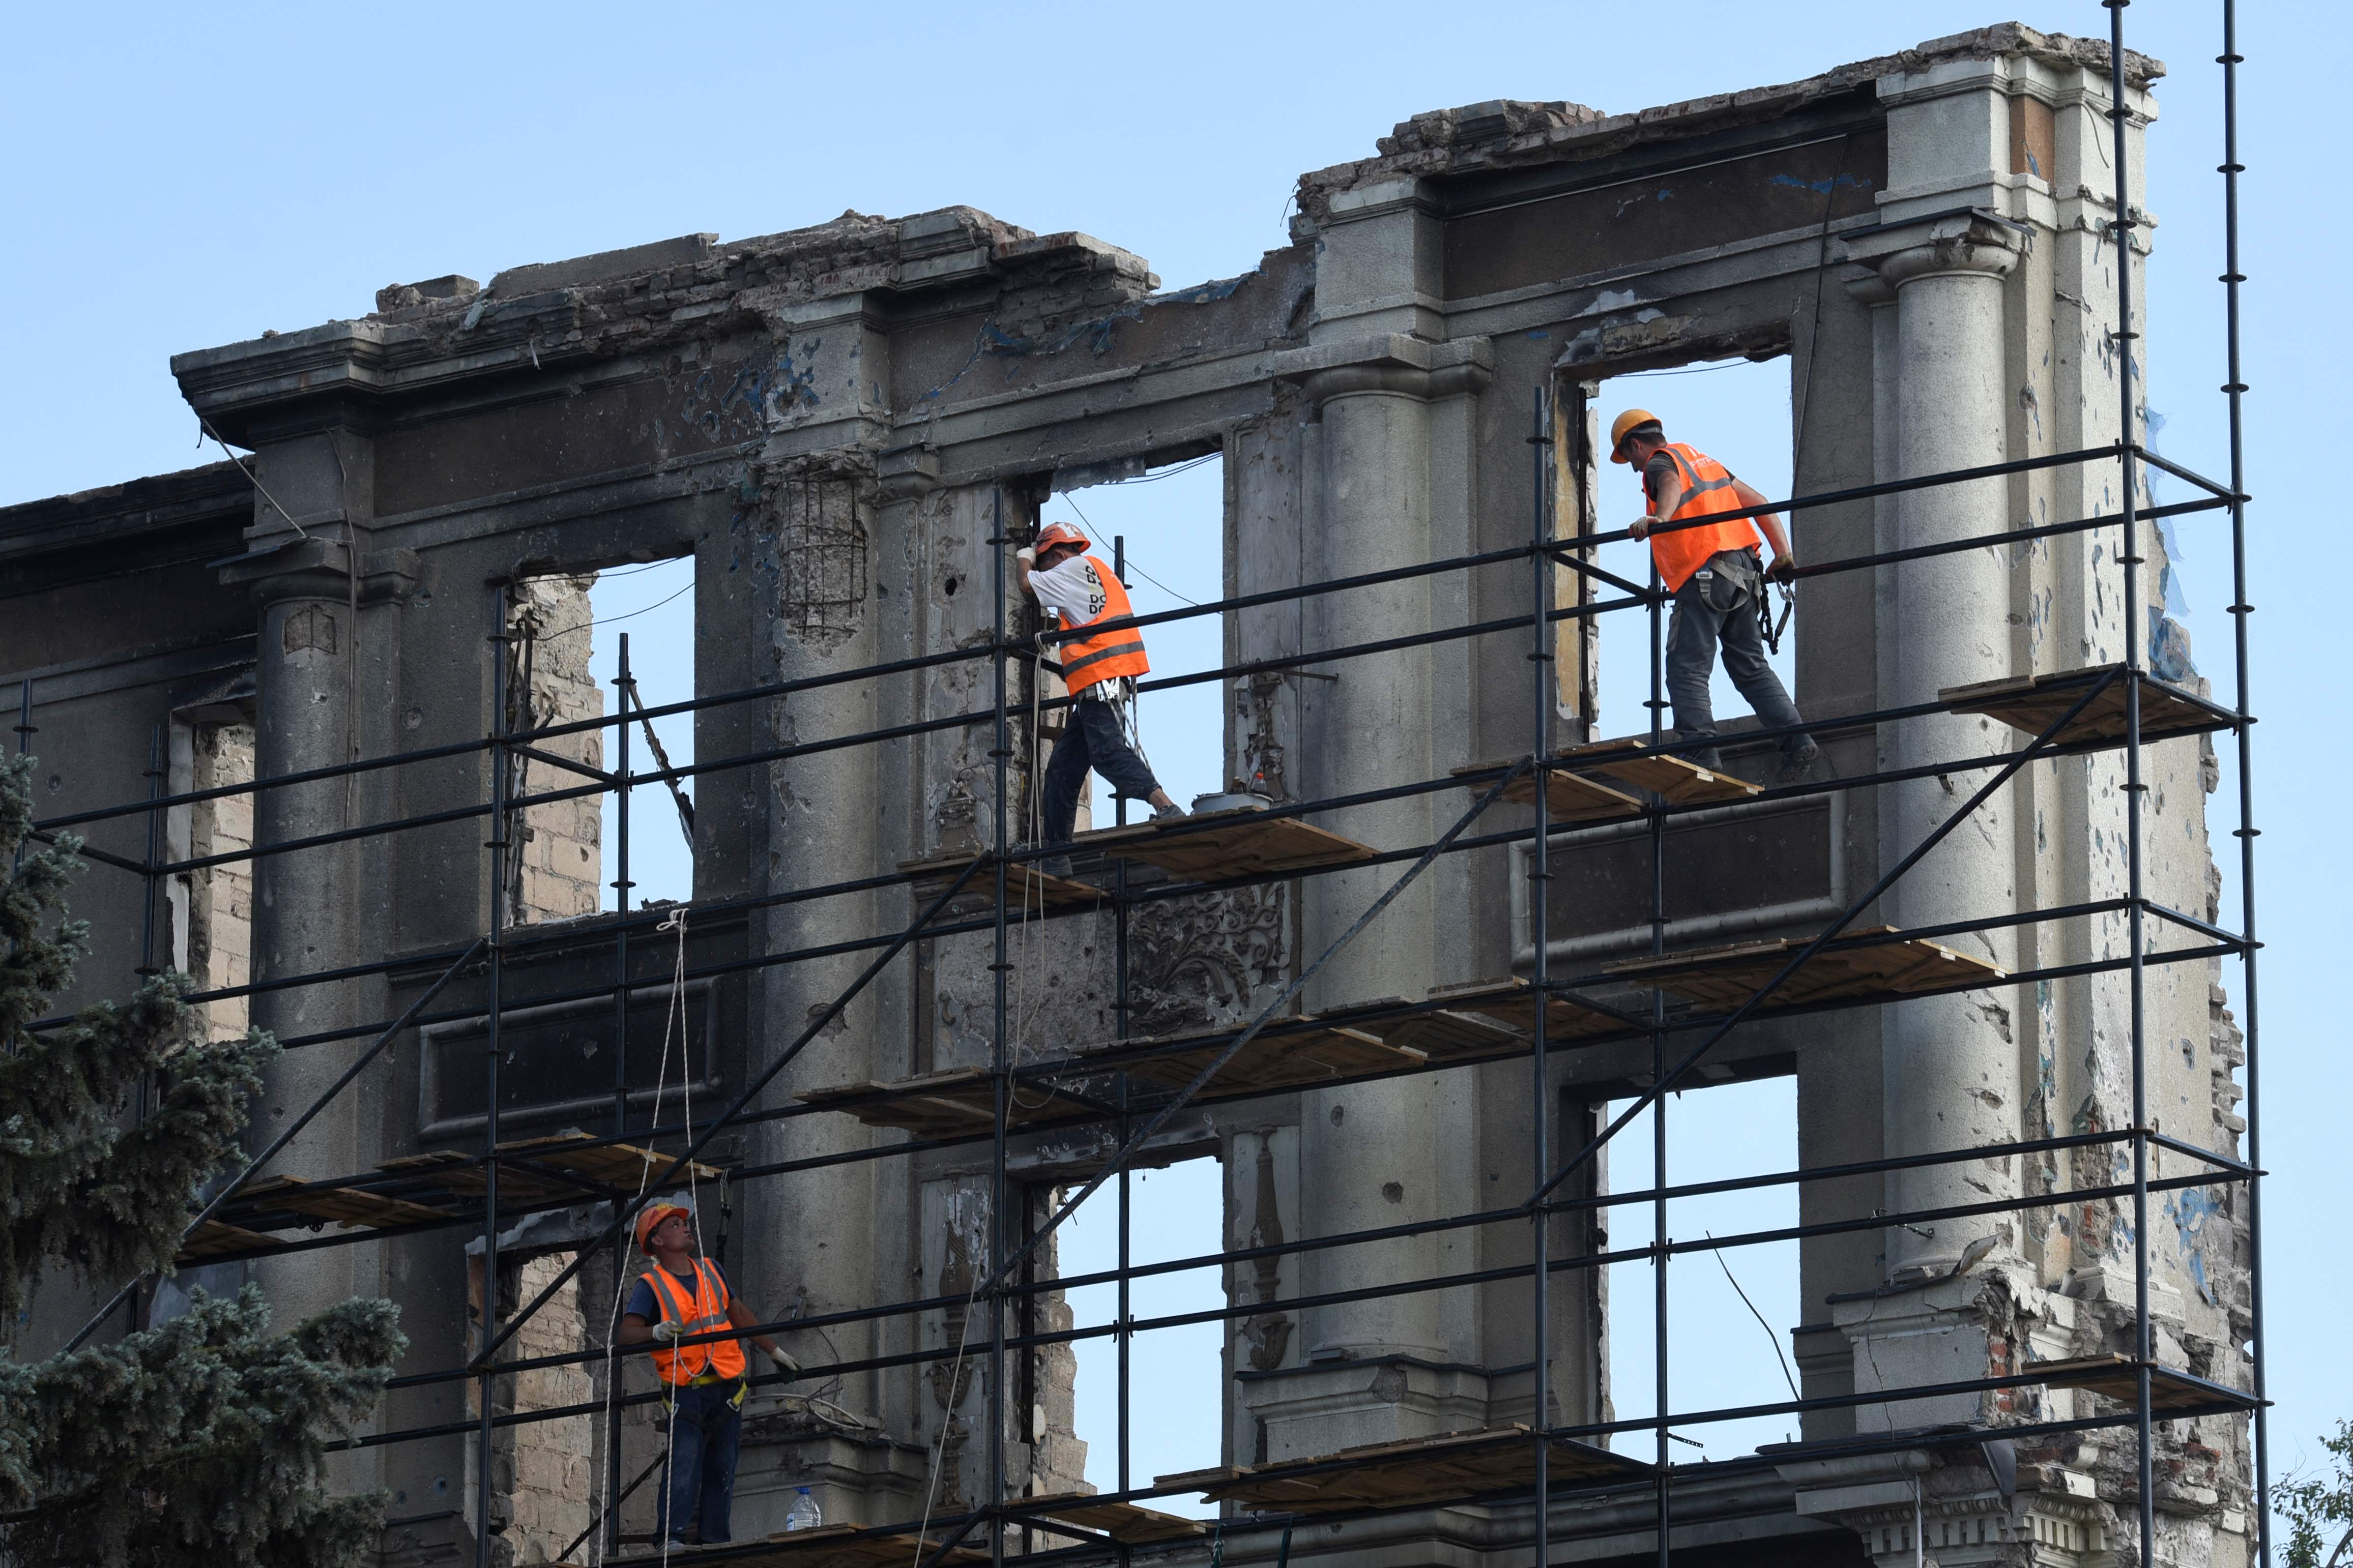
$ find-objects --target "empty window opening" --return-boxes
[167,713,255,1042]
[1603,1074,1800,1461]
[590,555,698,912]
[1055,1153,1224,1516]
[1567,359,1797,758]
[1041,454,1225,827]
[502,556,697,924]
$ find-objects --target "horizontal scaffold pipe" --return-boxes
[39,662,2240,1041]
[345,1163,2242,1446]
[175,922,2240,1255]
[31,447,2233,844]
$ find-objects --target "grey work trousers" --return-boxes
[1665,548,1810,772]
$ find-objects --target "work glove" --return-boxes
[1015,546,1037,566]
[651,1319,685,1343]
[766,1345,801,1376]
[1627,515,1653,541]
[1766,552,1797,585]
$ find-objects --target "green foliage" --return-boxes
[0,753,406,1567]
[2280,1421,2353,1568]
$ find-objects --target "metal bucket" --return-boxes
[1189,790,1272,816]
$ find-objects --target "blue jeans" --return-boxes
[1665,549,1810,772]
[658,1382,744,1544]
[1041,694,1162,845]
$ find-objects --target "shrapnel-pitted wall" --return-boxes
[0,21,2249,1568]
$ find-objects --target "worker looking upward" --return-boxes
[617,1203,799,1548]
[1613,409,1819,784]
[1016,521,1184,866]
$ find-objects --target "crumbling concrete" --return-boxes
[0,22,2247,1568]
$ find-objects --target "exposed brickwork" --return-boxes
[507,1253,595,1564]
[185,722,254,1041]
[507,576,604,925]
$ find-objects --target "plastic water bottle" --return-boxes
[785,1487,822,1532]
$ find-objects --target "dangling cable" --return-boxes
[592,943,676,1568]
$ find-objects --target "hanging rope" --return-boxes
[587,909,694,1566]
[661,908,701,1566]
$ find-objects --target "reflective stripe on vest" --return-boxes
[644,1259,747,1384]
[1646,443,1763,593]
[1057,556,1151,694]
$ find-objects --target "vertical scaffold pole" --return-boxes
[14,679,36,873]
[2218,3,2269,1560]
[478,605,512,1568]
[604,630,634,1559]
[2103,6,2156,1563]
[1527,388,1555,1566]
[989,487,1011,1568]
[1112,535,1134,1498]
[139,722,164,980]
[1647,452,1670,1568]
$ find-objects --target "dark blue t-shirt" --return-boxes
[626,1259,729,1325]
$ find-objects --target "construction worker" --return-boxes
[1612,409,1819,783]
[618,1203,799,1548]
[1015,521,1184,863]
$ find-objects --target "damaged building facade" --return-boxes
[2,21,2258,1568]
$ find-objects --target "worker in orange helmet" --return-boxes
[1016,521,1184,868]
[618,1202,799,1548]
[1612,410,1819,784]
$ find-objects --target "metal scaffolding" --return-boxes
[17,3,2265,1564]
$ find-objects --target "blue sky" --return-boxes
[5,0,2344,1535]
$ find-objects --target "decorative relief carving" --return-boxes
[1241,1139,1293,1372]
[1128,882,1289,1036]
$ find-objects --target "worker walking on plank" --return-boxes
[1613,409,1820,784]
[1016,521,1184,864]
[618,1203,800,1548]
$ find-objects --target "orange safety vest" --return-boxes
[1643,443,1763,594]
[642,1259,746,1385]
[1055,555,1151,696]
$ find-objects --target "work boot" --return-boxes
[1774,737,1820,785]
[1040,853,1074,879]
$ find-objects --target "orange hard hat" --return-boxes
[1608,408,1664,463]
[634,1202,691,1252]
[1035,521,1090,554]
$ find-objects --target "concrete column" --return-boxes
[218,430,408,1339]
[1863,218,2023,1288]
[1245,351,1486,1461]
[1297,363,1439,1374]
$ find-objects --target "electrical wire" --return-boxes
[1703,1229,1800,1403]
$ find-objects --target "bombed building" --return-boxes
[1,19,2262,1568]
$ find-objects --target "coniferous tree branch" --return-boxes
[0,754,405,1568]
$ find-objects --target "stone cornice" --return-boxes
[1843,210,2027,288]
[216,535,418,608]
[170,211,1161,445]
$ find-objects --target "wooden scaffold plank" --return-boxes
[177,1219,280,1263]
[1448,760,1644,823]
[602,1523,987,1568]
[1083,806,1378,881]
[1426,977,1626,1043]
[2034,1354,2257,1416]
[1019,1493,1208,1544]
[1603,926,2007,1010]
[1560,737,1762,806]
[1094,1018,1426,1100]
[1159,1424,1648,1515]
[1940,663,2231,747]
[896,851,1105,913]
[796,1068,1105,1140]
[236,1175,455,1231]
